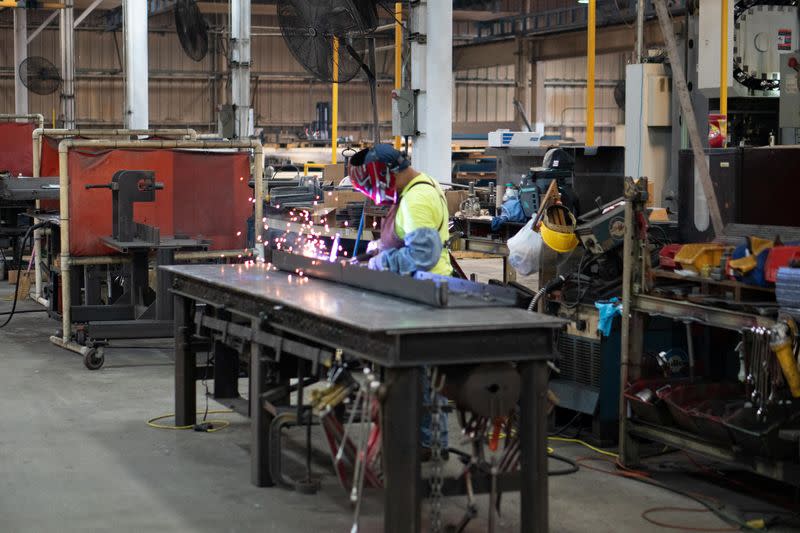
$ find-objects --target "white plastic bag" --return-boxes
[507,218,543,276]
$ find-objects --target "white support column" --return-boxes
[60,0,76,129]
[14,8,28,116]
[230,0,252,139]
[123,0,149,129]
[410,0,452,183]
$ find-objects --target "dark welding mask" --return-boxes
[348,145,409,205]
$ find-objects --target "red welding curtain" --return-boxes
[0,123,35,175]
[40,135,60,177]
[68,149,251,256]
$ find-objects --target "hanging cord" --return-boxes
[0,221,50,328]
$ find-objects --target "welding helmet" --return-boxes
[348,144,410,205]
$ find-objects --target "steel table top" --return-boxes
[164,263,563,366]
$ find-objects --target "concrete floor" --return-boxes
[1,267,798,533]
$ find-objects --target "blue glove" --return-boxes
[370,227,442,275]
[501,198,526,223]
[595,297,622,336]
[491,198,527,231]
[491,215,509,232]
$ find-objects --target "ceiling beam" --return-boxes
[452,10,517,21]
[453,17,683,69]
[196,1,275,15]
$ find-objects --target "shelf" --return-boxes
[627,421,800,487]
[652,270,775,294]
[633,294,777,331]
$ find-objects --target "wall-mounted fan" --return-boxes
[277,0,383,141]
[175,0,209,62]
[18,56,62,95]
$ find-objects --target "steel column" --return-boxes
[230,0,252,138]
[635,0,645,60]
[519,360,549,532]
[382,366,421,533]
[410,0,452,183]
[155,248,175,321]
[123,0,149,129]
[60,0,75,129]
[13,8,28,115]
[249,332,273,486]
[174,294,195,427]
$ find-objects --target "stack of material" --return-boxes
[335,202,365,227]
[777,267,800,319]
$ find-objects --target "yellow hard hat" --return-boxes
[540,205,578,253]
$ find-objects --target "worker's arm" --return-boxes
[368,227,442,275]
[369,186,445,275]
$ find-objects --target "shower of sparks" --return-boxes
[329,233,341,262]
[259,208,342,265]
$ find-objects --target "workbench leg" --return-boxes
[382,366,421,533]
[174,294,196,427]
[155,248,175,321]
[519,360,549,533]
[213,340,240,400]
[250,336,273,487]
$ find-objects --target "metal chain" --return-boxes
[429,367,445,533]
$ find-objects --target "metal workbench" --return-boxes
[164,263,563,533]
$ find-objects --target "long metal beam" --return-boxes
[653,0,723,236]
[73,0,105,28]
[454,18,680,69]
[27,10,60,44]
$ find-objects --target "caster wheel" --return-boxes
[83,349,105,370]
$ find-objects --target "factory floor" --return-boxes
[1,260,798,533]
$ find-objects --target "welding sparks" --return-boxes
[329,233,341,262]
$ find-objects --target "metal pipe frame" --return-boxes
[52,138,264,354]
[32,128,199,177]
[30,127,200,302]
[0,113,45,128]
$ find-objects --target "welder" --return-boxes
[348,143,450,459]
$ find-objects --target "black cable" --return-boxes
[548,453,579,476]
[0,309,46,316]
[0,221,48,329]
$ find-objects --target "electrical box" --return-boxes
[779,51,800,134]
[624,63,671,206]
[391,89,416,137]
[646,74,672,127]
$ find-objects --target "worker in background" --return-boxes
[348,144,450,459]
